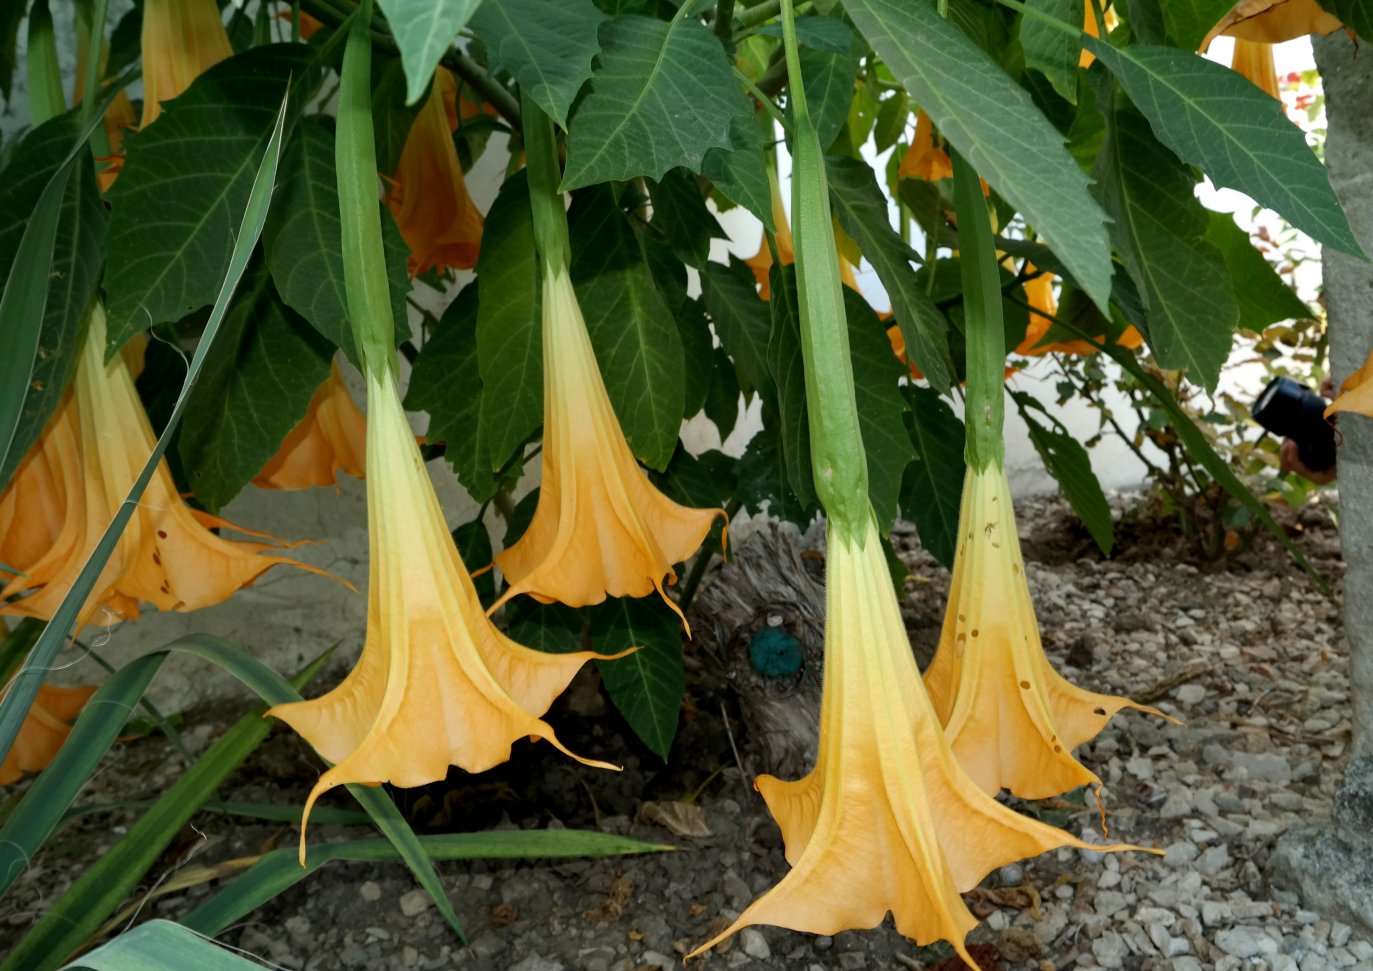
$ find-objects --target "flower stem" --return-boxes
[522,92,571,273]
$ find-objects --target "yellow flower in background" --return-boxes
[925,465,1170,800]
[0,305,327,627]
[1201,0,1342,47]
[491,268,723,629]
[1325,347,1373,419]
[745,164,794,300]
[386,67,484,276]
[1014,265,1144,357]
[72,16,137,191]
[1078,3,1119,69]
[0,682,98,785]
[897,110,953,183]
[138,0,234,128]
[1228,38,1282,99]
[268,366,621,859]
[254,359,368,490]
[689,514,1140,963]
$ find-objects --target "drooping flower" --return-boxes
[491,267,724,629]
[1325,347,1373,419]
[689,513,1142,963]
[897,110,954,183]
[0,682,98,785]
[138,0,234,129]
[925,465,1170,800]
[254,359,368,490]
[1228,38,1282,98]
[1015,265,1144,357]
[1201,0,1342,48]
[268,365,620,858]
[385,67,484,276]
[0,304,327,627]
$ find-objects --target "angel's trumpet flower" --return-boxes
[898,110,954,183]
[0,682,97,785]
[746,164,795,300]
[1326,347,1373,420]
[1015,266,1143,357]
[385,67,484,275]
[138,0,233,128]
[925,465,1170,799]
[1202,0,1341,48]
[268,366,622,858]
[491,267,724,628]
[254,359,368,490]
[0,304,325,626]
[689,515,1140,963]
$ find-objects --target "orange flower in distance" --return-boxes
[1015,266,1143,357]
[925,465,1171,800]
[138,0,234,129]
[688,513,1142,963]
[1201,0,1342,48]
[1325,347,1373,420]
[254,359,367,490]
[0,304,328,627]
[745,166,794,300]
[1229,39,1282,98]
[1079,3,1120,69]
[491,267,724,629]
[898,111,954,183]
[267,365,621,860]
[0,682,98,785]
[386,67,484,276]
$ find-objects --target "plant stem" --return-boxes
[737,0,781,29]
[676,500,740,614]
[522,93,571,272]
[715,0,737,47]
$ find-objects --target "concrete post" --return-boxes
[1269,29,1373,934]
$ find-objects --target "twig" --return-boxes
[719,701,754,804]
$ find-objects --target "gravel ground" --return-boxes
[1,494,1365,970]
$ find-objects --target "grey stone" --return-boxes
[578,947,615,971]
[637,951,674,970]
[1231,751,1293,785]
[1165,841,1200,865]
[1092,930,1128,968]
[1271,826,1373,938]
[1198,844,1231,877]
[837,953,868,971]
[506,957,563,971]
[1215,928,1267,959]
[398,889,430,917]
[360,881,382,902]
[739,928,771,960]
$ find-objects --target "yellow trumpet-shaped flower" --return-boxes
[254,359,368,490]
[925,465,1169,800]
[385,67,484,276]
[897,110,954,183]
[0,682,98,785]
[138,0,234,129]
[0,305,326,627]
[268,365,621,858]
[1014,266,1144,357]
[1325,347,1373,420]
[491,267,724,628]
[1201,0,1342,48]
[745,165,795,300]
[689,514,1140,963]
[1229,38,1283,99]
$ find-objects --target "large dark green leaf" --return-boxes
[1093,103,1237,390]
[651,445,737,510]
[650,169,719,268]
[468,0,604,126]
[105,46,312,351]
[700,112,774,230]
[405,284,498,502]
[1015,394,1114,556]
[827,155,952,392]
[376,0,482,104]
[901,386,965,568]
[846,288,913,535]
[477,170,543,469]
[1322,0,1373,41]
[178,261,335,512]
[800,37,860,150]
[1087,41,1362,257]
[1158,0,1236,49]
[562,15,753,189]
[264,118,412,364]
[701,256,773,397]
[844,0,1114,312]
[592,598,685,759]
[1204,211,1313,332]
[1018,0,1081,103]
[568,186,684,471]
[0,114,106,490]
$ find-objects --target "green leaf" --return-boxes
[182,830,668,939]
[592,598,685,758]
[562,15,752,190]
[452,514,496,606]
[178,260,335,512]
[703,346,742,440]
[477,170,543,469]
[1015,394,1114,555]
[104,46,312,351]
[405,284,498,502]
[901,386,966,569]
[768,264,818,511]
[1159,0,1239,50]
[845,289,913,535]
[755,15,860,53]
[1204,211,1313,331]
[701,112,774,230]
[844,0,1114,312]
[371,54,425,175]
[826,154,952,392]
[0,0,23,101]
[1086,41,1363,257]
[701,256,773,397]
[264,118,412,364]
[801,42,860,150]
[468,0,605,126]
[650,169,719,268]
[1322,0,1373,41]
[1093,102,1237,390]
[1019,0,1081,103]
[568,186,685,471]
[0,114,106,490]
[677,295,714,419]
[651,446,737,509]
[376,0,482,104]
[63,920,267,971]
[505,596,586,652]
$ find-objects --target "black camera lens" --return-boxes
[1253,376,1337,472]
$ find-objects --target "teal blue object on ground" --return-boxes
[748,627,804,678]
